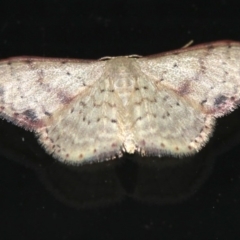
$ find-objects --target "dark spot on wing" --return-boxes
[80,101,86,106]
[23,109,38,121]
[214,95,228,106]
[57,91,72,104]
[201,99,207,105]
[44,111,51,116]
[177,81,191,96]
[136,116,142,122]
[111,143,117,148]
[163,95,169,101]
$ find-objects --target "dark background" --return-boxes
[0,0,240,239]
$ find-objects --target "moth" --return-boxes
[0,41,240,164]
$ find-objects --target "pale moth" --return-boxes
[0,41,240,164]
